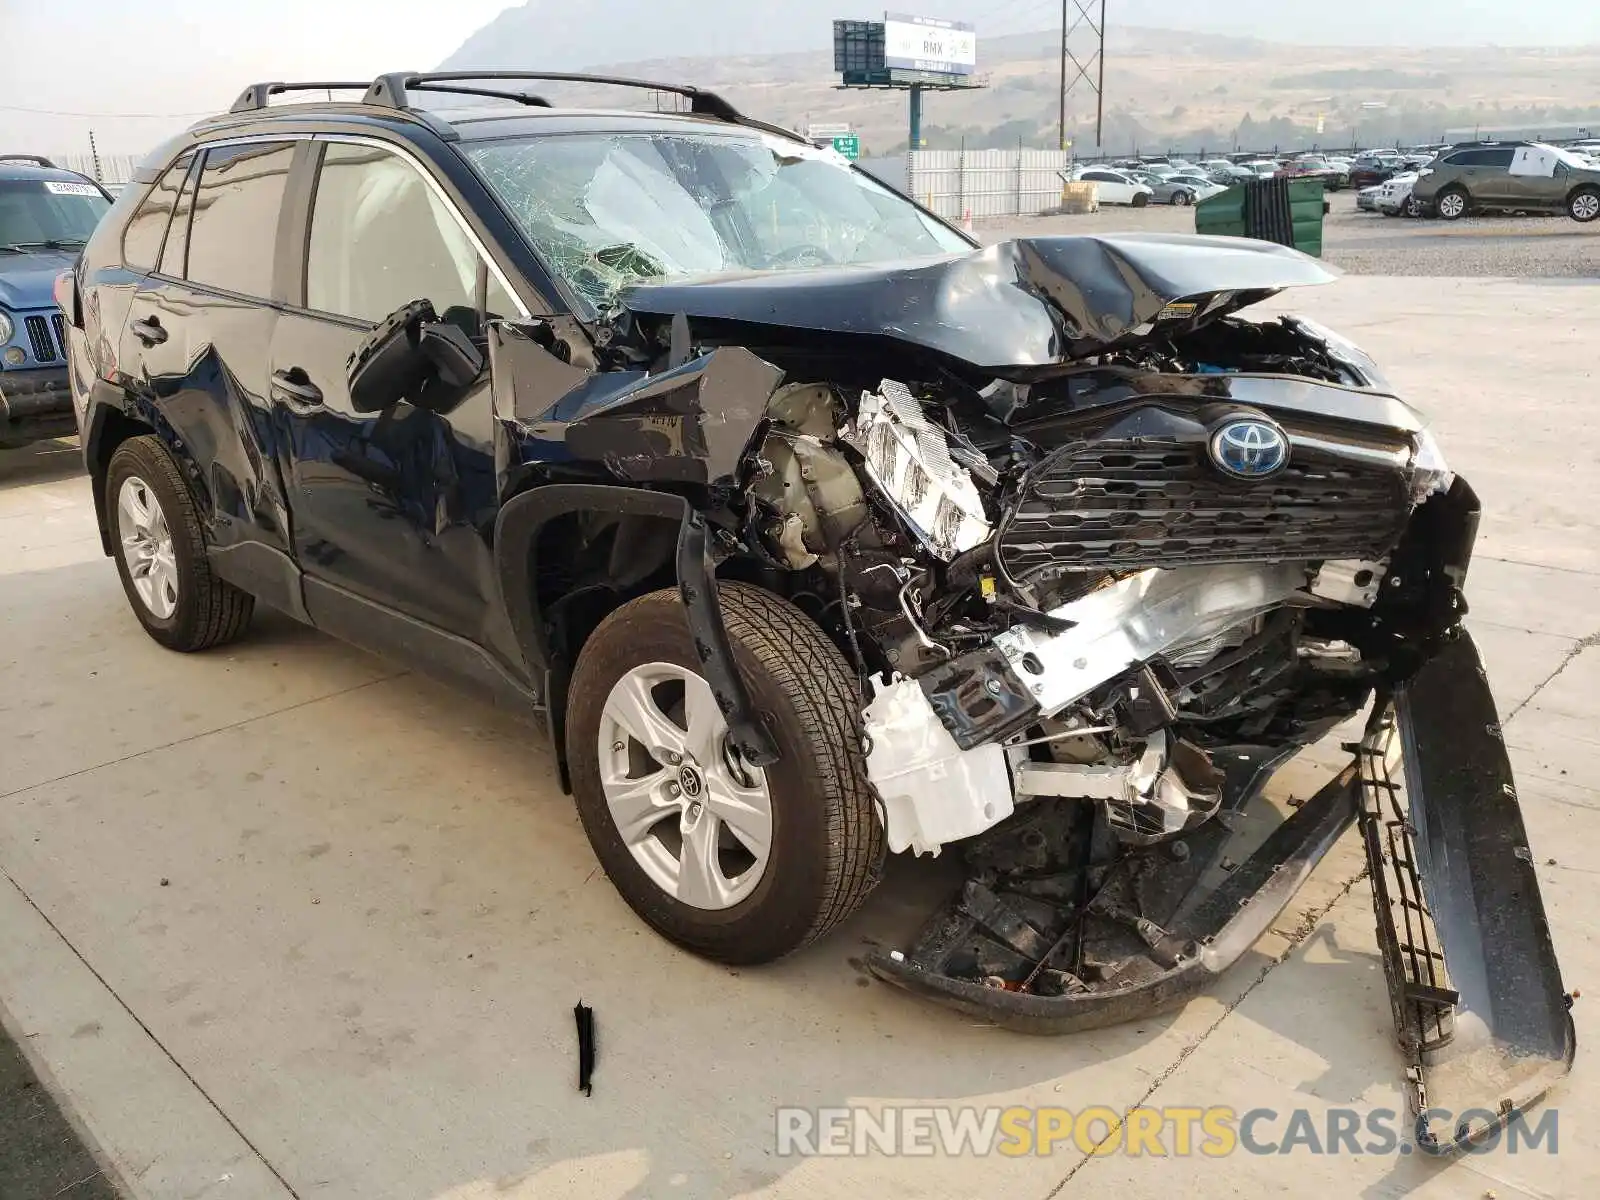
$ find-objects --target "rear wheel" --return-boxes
[1435,186,1469,220]
[106,435,254,651]
[1568,187,1600,223]
[566,584,884,964]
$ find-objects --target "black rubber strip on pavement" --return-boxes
[0,1019,120,1199]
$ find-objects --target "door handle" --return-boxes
[271,368,324,411]
[130,316,168,347]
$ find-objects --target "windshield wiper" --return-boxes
[1,238,87,252]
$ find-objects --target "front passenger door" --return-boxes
[269,139,518,643]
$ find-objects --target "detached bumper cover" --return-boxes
[1377,631,1575,1153]
[0,367,74,442]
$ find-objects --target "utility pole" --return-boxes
[87,128,103,182]
[1060,0,1108,149]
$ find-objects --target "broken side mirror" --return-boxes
[347,298,486,414]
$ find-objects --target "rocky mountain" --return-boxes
[440,0,1600,68]
[435,14,1600,157]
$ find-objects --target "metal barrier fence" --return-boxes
[46,152,141,184]
[904,149,1073,221]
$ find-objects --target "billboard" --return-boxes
[884,13,976,76]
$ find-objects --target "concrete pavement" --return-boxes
[1,277,1597,1199]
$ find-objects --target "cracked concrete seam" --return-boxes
[1040,865,1371,1198]
[1506,629,1600,724]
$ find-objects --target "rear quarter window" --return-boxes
[120,155,192,271]
[185,141,296,298]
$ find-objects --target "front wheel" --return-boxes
[1131,192,1150,208]
[106,435,254,652]
[1173,190,1193,206]
[1404,195,1424,219]
[566,584,885,964]
[1568,187,1600,223]
[1435,186,1469,220]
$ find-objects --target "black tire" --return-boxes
[1568,186,1600,223]
[1435,185,1470,220]
[1404,195,1424,219]
[566,583,884,964]
[1173,190,1193,207]
[105,435,254,652]
[1131,192,1150,208]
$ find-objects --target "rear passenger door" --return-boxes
[269,138,519,646]
[120,140,300,603]
[1468,147,1519,205]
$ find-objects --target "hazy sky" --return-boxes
[6,0,1600,156]
[0,0,510,153]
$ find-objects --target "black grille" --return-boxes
[52,313,67,359]
[999,437,1411,581]
[24,315,57,363]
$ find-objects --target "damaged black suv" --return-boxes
[63,73,1571,1148]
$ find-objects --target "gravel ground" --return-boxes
[978,192,1600,277]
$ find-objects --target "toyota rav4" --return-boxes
[59,72,1572,1149]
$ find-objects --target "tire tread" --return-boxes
[108,435,254,651]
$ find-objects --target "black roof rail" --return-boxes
[0,154,57,167]
[365,71,743,121]
[404,82,552,109]
[229,81,372,113]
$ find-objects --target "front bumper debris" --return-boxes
[0,367,75,445]
[866,745,1355,1033]
[868,631,1573,1145]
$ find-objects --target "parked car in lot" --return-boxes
[1280,155,1348,190]
[1240,159,1281,178]
[57,74,1575,1131]
[1375,170,1423,217]
[1069,166,1154,206]
[1122,169,1220,206]
[1206,163,1258,185]
[1159,173,1226,205]
[1413,142,1600,221]
[1348,153,1404,189]
[1355,183,1384,212]
[1,155,113,448]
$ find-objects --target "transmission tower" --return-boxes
[1059,0,1107,150]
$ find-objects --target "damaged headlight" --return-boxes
[1411,426,1455,504]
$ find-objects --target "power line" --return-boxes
[0,104,213,119]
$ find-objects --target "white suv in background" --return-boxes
[1068,166,1154,207]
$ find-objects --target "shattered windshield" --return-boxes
[462,130,970,312]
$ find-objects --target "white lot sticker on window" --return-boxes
[44,181,101,196]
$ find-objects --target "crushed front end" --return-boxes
[741,309,1572,1148]
[508,232,1574,1144]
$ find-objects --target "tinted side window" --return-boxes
[157,157,200,278]
[306,141,510,324]
[186,141,295,298]
[1083,171,1117,183]
[120,154,192,272]
[1480,148,1517,168]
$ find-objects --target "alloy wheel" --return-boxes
[597,662,773,910]
[117,474,179,619]
[1437,192,1466,219]
[1572,193,1600,222]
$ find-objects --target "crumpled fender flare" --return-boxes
[493,484,779,789]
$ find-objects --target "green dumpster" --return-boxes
[1195,177,1327,257]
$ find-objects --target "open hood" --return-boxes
[619,233,1339,379]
